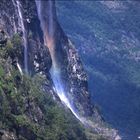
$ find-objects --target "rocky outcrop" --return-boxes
[28,39,52,75]
[64,40,93,116]
[0,30,7,45]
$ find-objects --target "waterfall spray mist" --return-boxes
[35,0,81,121]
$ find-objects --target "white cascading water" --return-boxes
[13,0,28,73]
[17,62,23,76]
[35,0,81,121]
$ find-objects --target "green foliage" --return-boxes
[0,33,22,60]
[0,66,4,77]
[12,33,22,47]
[0,58,89,140]
[6,40,13,50]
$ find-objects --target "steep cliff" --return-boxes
[0,0,121,140]
[56,1,140,140]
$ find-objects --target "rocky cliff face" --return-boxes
[34,0,94,118]
[2,0,95,121]
[0,0,121,140]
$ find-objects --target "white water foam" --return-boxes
[16,0,28,73]
[17,62,23,76]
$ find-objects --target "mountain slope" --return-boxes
[56,1,140,140]
[0,0,123,139]
[0,35,92,140]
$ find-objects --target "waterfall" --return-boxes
[17,62,23,76]
[35,0,81,121]
[12,0,28,73]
